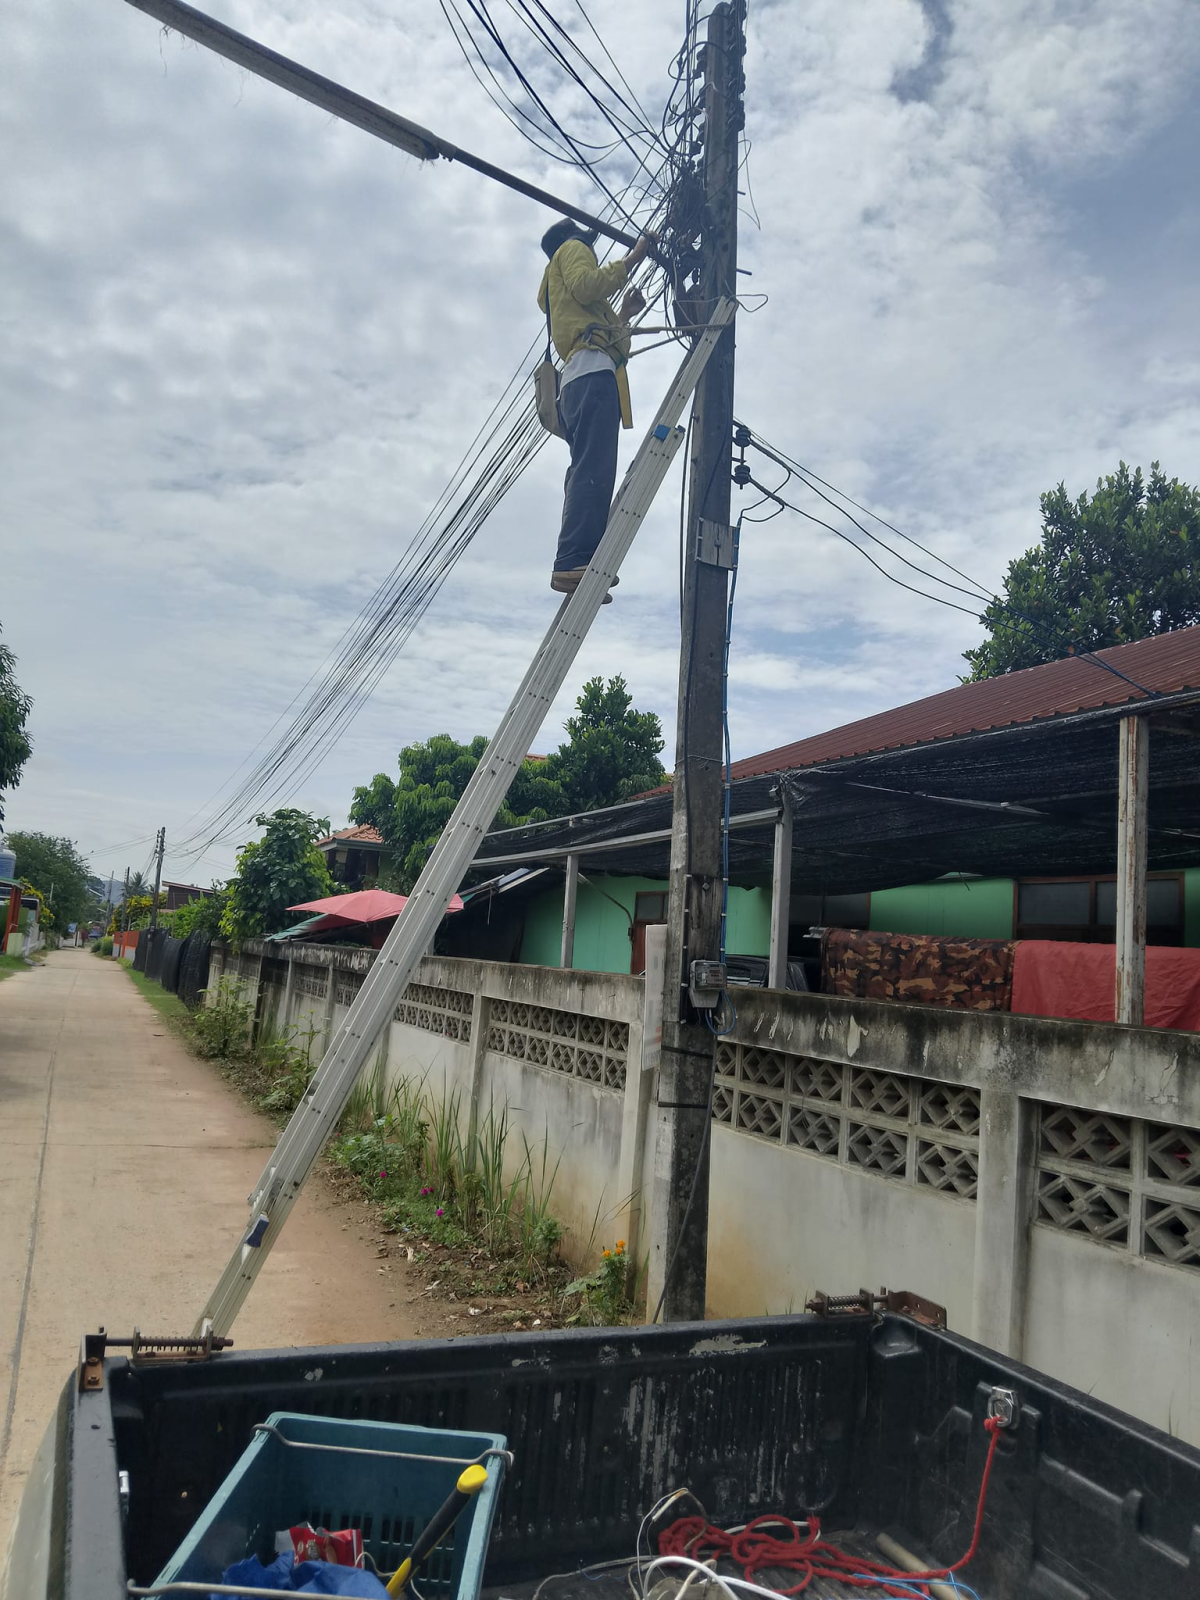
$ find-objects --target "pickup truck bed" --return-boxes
[9,1314,1199,1600]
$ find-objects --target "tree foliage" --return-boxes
[0,626,33,823]
[5,831,91,934]
[547,675,667,808]
[351,676,666,892]
[108,893,166,935]
[964,462,1200,680]
[221,809,334,940]
[169,885,229,939]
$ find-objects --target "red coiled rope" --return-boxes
[657,1415,1002,1597]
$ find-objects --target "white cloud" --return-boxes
[2,0,1198,882]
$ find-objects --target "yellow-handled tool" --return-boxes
[386,1464,489,1597]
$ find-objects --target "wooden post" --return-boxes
[560,853,579,969]
[768,788,793,990]
[1116,714,1149,1026]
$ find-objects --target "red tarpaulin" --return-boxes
[1011,941,1200,1031]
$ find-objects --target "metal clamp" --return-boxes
[987,1387,1019,1430]
[805,1287,947,1330]
[80,1326,234,1389]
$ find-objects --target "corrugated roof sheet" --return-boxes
[733,624,1200,779]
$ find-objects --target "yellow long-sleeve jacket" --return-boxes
[537,238,633,428]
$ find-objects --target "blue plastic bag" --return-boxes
[216,1551,389,1595]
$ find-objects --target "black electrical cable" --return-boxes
[739,466,1161,701]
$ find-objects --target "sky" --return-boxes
[2,0,1198,889]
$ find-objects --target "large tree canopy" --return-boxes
[351,676,667,892]
[5,832,91,934]
[0,626,33,823]
[964,462,1200,680]
[221,808,335,940]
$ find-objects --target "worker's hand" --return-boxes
[626,231,657,271]
[620,286,646,320]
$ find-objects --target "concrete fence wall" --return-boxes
[207,937,1200,1446]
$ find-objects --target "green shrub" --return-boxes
[92,935,113,957]
[192,977,254,1060]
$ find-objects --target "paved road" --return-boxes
[0,948,416,1545]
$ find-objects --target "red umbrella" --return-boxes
[287,888,464,923]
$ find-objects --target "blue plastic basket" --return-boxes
[154,1411,509,1596]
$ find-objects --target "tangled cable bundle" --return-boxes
[656,1416,1002,1598]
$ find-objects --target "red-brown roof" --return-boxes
[316,824,386,848]
[733,625,1200,780]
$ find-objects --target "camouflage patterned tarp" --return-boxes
[822,926,1015,1011]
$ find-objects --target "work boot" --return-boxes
[550,568,617,602]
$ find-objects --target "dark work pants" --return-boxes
[555,368,621,572]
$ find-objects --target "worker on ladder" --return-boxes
[538,219,656,599]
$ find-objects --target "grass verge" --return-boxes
[121,961,195,1032]
[0,952,34,982]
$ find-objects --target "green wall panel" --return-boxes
[869,877,1015,940]
[519,876,772,973]
[1185,868,1200,949]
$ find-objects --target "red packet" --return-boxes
[283,1523,364,1567]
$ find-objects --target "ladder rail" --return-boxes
[195,300,735,1338]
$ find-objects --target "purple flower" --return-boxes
[379,1170,387,1180]
[420,1186,432,1196]
[436,1208,445,1218]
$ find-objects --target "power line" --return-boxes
[736,427,1160,700]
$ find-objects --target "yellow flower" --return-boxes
[615,1240,626,1252]
[602,1248,612,1258]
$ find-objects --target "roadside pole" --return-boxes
[655,0,746,1322]
[149,827,166,933]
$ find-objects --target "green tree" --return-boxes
[351,677,666,891]
[5,832,91,934]
[169,885,229,939]
[0,626,33,823]
[354,735,563,892]
[964,462,1200,680]
[544,675,667,809]
[221,809,335,940]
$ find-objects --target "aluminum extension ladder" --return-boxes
[195,297,735,1338]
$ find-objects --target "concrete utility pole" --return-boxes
[120,868,131,936]
[149,827,166,933]
[654,0,746,1323]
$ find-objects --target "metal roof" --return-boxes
[732,624,1200,779]
[473,689,1200,894]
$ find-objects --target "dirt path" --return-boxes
[0,947,422,1546]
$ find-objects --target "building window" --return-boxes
[1016,874,1183,945]
[634,892,668,923]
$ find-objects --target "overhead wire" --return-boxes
[736,424,1161,701]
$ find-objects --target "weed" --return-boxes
[340,1052,390,1133]
[563,1240,633,1326]
[325,1077,592,1316]
[427,1085,461,1202]
[192,978,255,1060]
[517,1130,563,1280]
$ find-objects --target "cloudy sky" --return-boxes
[3,0,1198,888]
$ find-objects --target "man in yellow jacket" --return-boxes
[537,218,655,597]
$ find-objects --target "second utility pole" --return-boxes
[149,827,166,932]
[654,0,746,1322]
